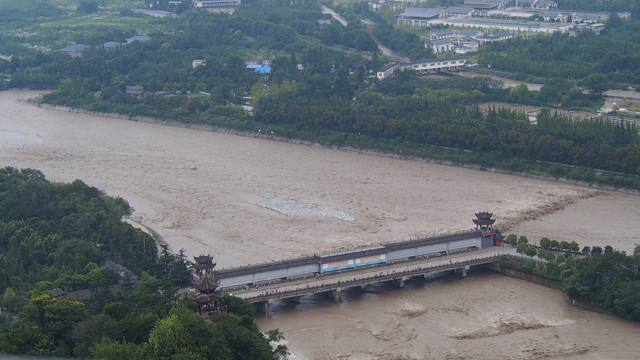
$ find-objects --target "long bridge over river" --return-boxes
[189,213,516,316]
[226,246,516,316]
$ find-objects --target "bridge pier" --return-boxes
[329,287,343,301]
[394,276,408,289]
[264,300,272,317]
[455,265,470,278]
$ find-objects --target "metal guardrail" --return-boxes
[239,254,508,303]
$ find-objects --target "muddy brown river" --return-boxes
[1,90,639,359]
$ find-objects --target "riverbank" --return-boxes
[36,101,640,199]
[491,260,625,319]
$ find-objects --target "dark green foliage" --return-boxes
[0,168,282,358]
[0,167,158,292]
[477,19,640,84]
[503,244,640,321]
[7,295,89,356]
[372,23,431,60]
[78,0,100,14]
[319,21,377,52]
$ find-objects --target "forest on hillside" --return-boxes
[0,167,285,359]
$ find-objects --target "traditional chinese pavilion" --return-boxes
[190,254,227,314]
[192,254,217,277]
[474,211,503,246]
[473,211,495,231]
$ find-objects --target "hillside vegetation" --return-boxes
[0,167,285,359]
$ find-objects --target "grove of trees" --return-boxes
[504,234,640,321]
[0,167,285,359]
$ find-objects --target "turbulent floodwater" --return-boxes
[2,90,640,359]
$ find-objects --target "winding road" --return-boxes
[319,3,409,62]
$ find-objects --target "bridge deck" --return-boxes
[225,246,516,304]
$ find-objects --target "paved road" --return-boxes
[319,3,409,62]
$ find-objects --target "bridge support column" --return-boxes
[394,276,407,289]
[264,300,272,317]
[455,265,470,278]
[330,287,342,302]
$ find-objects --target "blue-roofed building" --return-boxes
[59,44,91,57]
[247,64,271,74]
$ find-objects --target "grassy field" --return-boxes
[0,0,168,51]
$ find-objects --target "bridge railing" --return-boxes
[240,254,508,303]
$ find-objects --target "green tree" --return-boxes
[72,314,121,358]
[585,72,609,96]
[1,287,24,312]
[10,295,88,355]
[517,235,529,245]
[613,281,640,320]
[267,329,289,360]
[129,273,176,317]
[539,237,551,248]
[90,338,149,360]
[149,313,194,360]
[102,301,130,321]
[78,0,99,13]
[509,83,529,103]
[525,246,538,258]
[568,241,580,252]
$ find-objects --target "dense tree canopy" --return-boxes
[505,237,640,321]
[0,167,283,359]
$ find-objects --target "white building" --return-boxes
[377,57,467,80]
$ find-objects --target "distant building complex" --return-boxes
[391,0,629,35]
[377,57,468,80]
[193,0,241,13]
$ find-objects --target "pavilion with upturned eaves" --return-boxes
[193,254,216,277]
[473,211,495,230]
[190,254,227,314]
[474,211,503,246]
